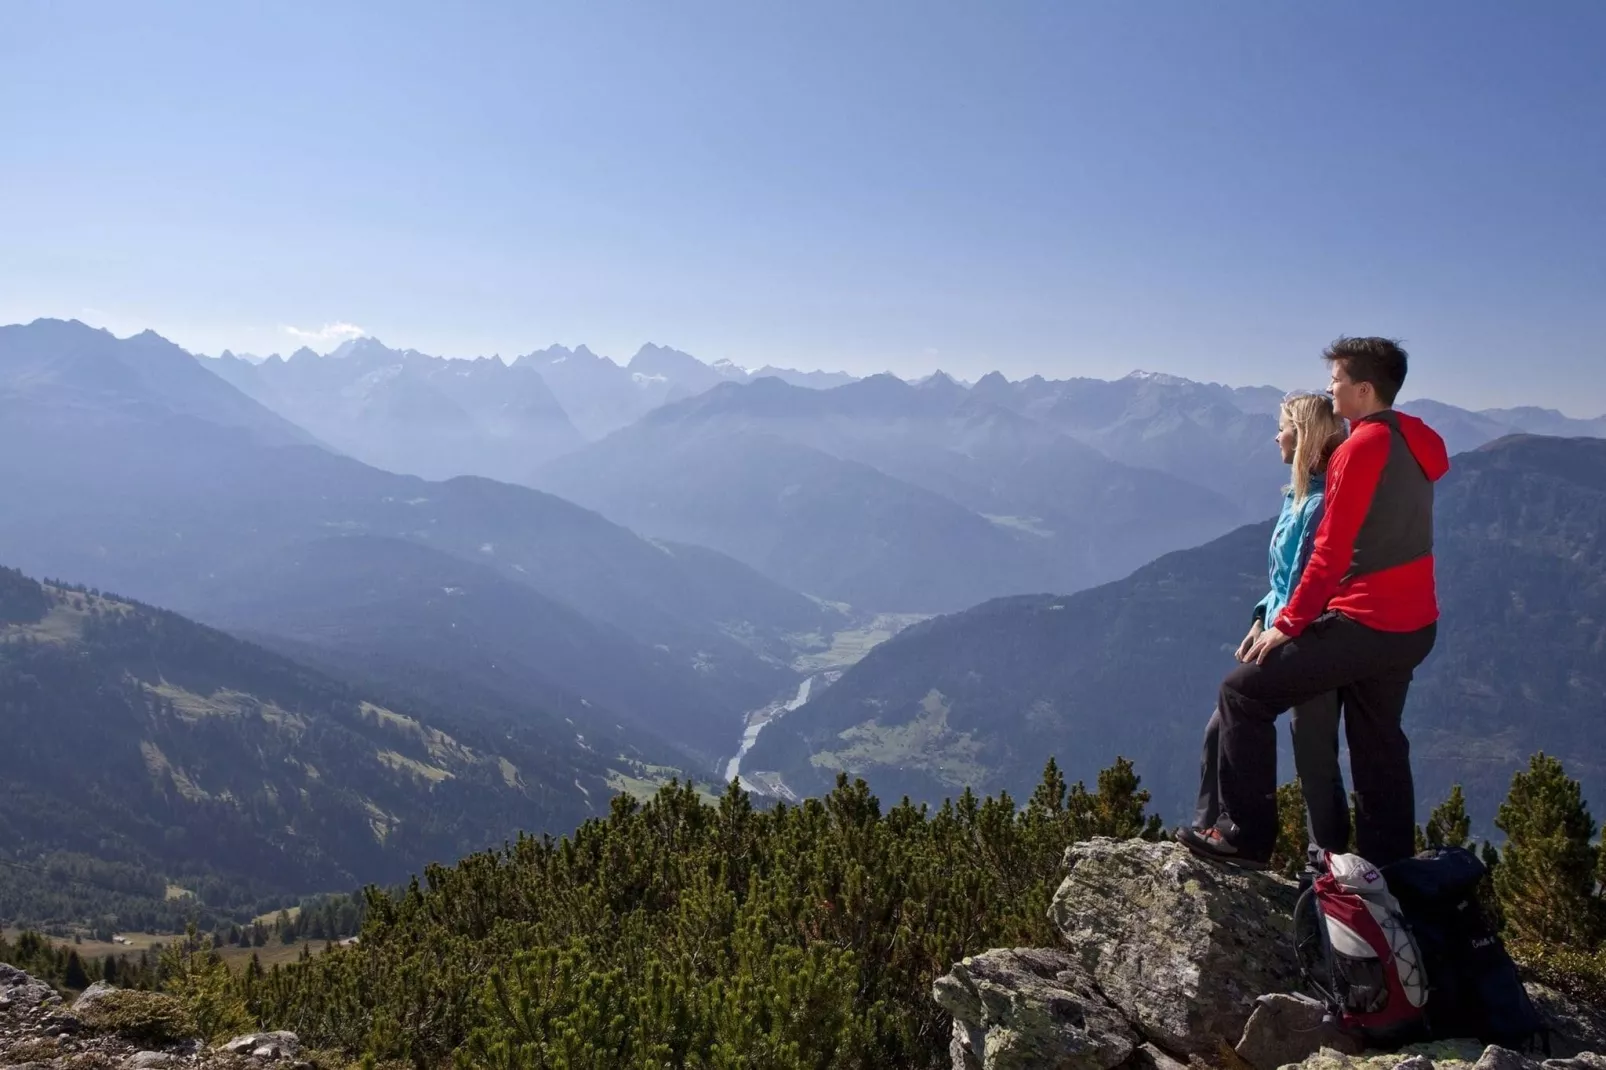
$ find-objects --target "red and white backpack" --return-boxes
[1294,851,1428,1043]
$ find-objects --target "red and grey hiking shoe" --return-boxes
[1175,824,1270,871]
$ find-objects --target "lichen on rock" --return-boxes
[1049,837,1301,1054]
[934,947,1138,1070]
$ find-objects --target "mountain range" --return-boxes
[205,338,584,483]
[741,434,1606,830]
[521,341,858,440]
[188,326,1605,510]
[0,320,854,772]
[207,337,861,469]
[532,374,1244,611]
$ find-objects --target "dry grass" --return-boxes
[3,927,169,960]
[216,939,333,973]
[249,905,300,926]
[3,928,335,976]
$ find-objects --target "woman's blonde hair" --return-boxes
[1282,392,1346,503]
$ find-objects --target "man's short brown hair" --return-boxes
[1324,336,1408,406]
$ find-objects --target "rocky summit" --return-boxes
[933,838,1606,1070]
[0,963,310,1069]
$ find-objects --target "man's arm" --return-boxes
[1274,425,1389,636]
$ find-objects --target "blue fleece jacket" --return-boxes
[1253,473,1327,627]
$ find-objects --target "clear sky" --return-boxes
[3,2,1602,412]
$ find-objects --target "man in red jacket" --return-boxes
[1180,336,1449,868]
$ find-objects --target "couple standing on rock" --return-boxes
[1182,336,1450,870]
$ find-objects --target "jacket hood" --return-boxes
[1373,410,1451,482]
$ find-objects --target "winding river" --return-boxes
[723,674,818,787]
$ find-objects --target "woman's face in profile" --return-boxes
[1277,417,1296,465]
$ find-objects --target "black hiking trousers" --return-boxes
[1195,690,1350,853]
[1214,611,1436,866]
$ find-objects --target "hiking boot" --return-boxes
[1175,824,1269,870]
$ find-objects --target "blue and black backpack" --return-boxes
[1382,847,1549,1053]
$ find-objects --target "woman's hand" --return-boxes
[1246,624,1293,665]
[1235,621,1264,662]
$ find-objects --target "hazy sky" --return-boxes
[3,2,1603,412]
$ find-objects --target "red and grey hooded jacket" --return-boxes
[1274,409,1450,636]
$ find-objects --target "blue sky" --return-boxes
[3,2,1602,412]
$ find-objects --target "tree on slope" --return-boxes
[1494,753,1600,947]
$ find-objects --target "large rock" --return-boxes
[1235,993,1361,1070]
[933,948,1138,1070]
[934,839,1318,1069]
[1527,984,1606,1059]
[1048,837,1301,1054]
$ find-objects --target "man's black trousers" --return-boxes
[1214,612,1436,865]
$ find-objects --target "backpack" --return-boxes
[1294,851,1428,1045]
[1382,847,1549,1053]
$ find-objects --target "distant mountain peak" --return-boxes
[968,371,1016,403]
[328,337,397,360]
[523,343,613,367]
[213,348,272,366]
[26,316,98,334]
[522,344,572,364]
[1123,369,1192,386]
[629,343,709,375]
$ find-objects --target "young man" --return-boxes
[1179,336,1449,868]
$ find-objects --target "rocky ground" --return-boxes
[933,838,1606,1070]
[0,965,312,1069]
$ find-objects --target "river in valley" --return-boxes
[723,673,825,789]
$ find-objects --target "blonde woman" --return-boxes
[1191,391,1350,861]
